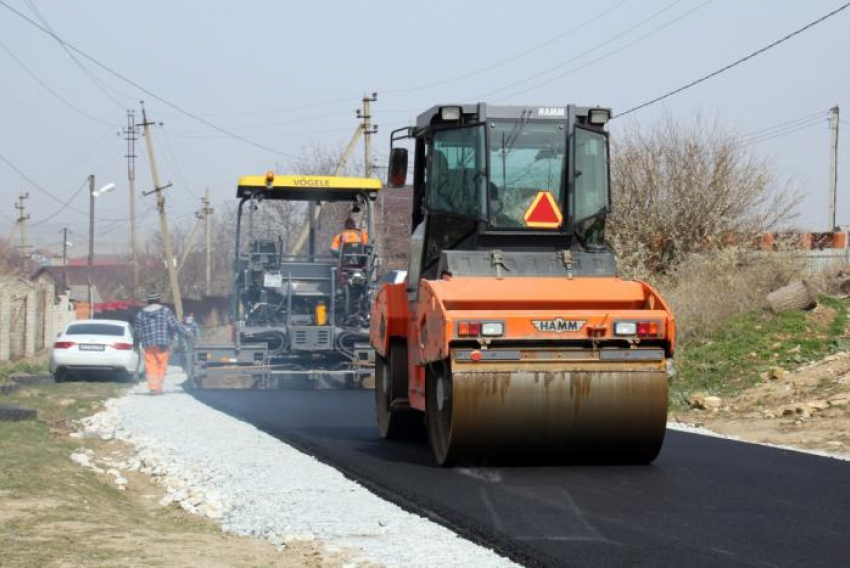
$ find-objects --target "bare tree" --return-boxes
[0,237,26,277]
[608,117,800,276]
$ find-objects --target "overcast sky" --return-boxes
[0,0,848,255]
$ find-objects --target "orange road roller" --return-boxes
[371,104,675,466]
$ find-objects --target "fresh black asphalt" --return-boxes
[193,389,850,567]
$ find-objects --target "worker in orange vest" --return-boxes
[330,218,368,255]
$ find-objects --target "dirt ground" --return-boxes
[673,350,850,457]
[0,380,359,568]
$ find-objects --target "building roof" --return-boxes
[35,265,133,302]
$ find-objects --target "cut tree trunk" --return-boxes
[767,280,818,313]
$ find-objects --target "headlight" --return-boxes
[614,321,637,336]
[481,322,504,337]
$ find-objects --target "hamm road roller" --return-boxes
[370,103,675,465]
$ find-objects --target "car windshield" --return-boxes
[488,121,566,228]
[66,323,125,336]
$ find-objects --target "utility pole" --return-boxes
[203,188,213,296]
[828,105,840,231]
[289,95,373,256]
[139,102,184,320]
[123,109,140,299]
[60,227,71,266]
[14,193,30,253]
[60,226,71,287]
[357,92,378,177]
[88,175,95,318]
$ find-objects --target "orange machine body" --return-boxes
[370,275,675,412]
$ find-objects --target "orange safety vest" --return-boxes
[331,229,368,252]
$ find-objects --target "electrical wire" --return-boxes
[493,0,713,102]
[743,120,825,147]
[472,0,686,100]
[156,125,200,200]
[0,38,118,126]
[29,178,89,226]
[171,126,356,140]
[0,0,299,159]
[738,110,826,140]
[383,0,633,95]
[22,0,131,110]
[616,1,850,118]
[0,150,124,221]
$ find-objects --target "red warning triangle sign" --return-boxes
[524,191,563,229]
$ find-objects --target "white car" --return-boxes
[50,319,141,382]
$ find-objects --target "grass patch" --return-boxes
[0,375,287,567]
[670,296,848,409]
[0,358,48,382]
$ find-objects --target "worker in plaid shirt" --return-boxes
[134,291,191,395]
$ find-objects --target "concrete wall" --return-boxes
[0,276,75,363]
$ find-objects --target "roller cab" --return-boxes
[371,103,675,465]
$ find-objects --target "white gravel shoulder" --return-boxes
[75,367,515,567]
[666,421,849,462]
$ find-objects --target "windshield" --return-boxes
[573,127,609,246]
[423,125,485,268]
[488,121,566,228]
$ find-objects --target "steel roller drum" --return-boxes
[428,363,668,465]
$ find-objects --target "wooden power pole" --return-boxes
[139,102,183,320]
[60,227,71,266]
[828,105,840,231]
[357,92,378,177]
[14,193,30,254]
[123,109,140,299]
[88,175,95,318]
[204,188,213,296]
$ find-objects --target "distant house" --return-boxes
[34,265,137,319]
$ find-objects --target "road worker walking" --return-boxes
[134,292,190,395]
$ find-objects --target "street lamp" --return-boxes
[88,176,115,318]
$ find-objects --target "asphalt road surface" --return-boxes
[193,389,850,567]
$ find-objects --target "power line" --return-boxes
[29,178,90,226]
[187,96,357,118]
[156,124,199,200]
[616,2,850,118]
[0,38,118,126]
[171,126,355,140]
[743,120,825,147]
[0,150,124,221]
[473,0,687,100]
[383,0,633,95]
[0,0,299,159]
[738,110,826,139]
[494,0,713,102]
[22,0,130,110]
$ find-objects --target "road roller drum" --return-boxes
[426,360,668,465]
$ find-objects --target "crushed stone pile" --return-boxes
[71,368,514,567]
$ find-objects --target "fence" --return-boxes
[797,249,850,275]
[0,277,75,362]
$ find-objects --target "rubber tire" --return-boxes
[0,383,20,395]
[375,342,422,439]
[426,361,456,467]
[0,403,37,421]
[53,369,68,383]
